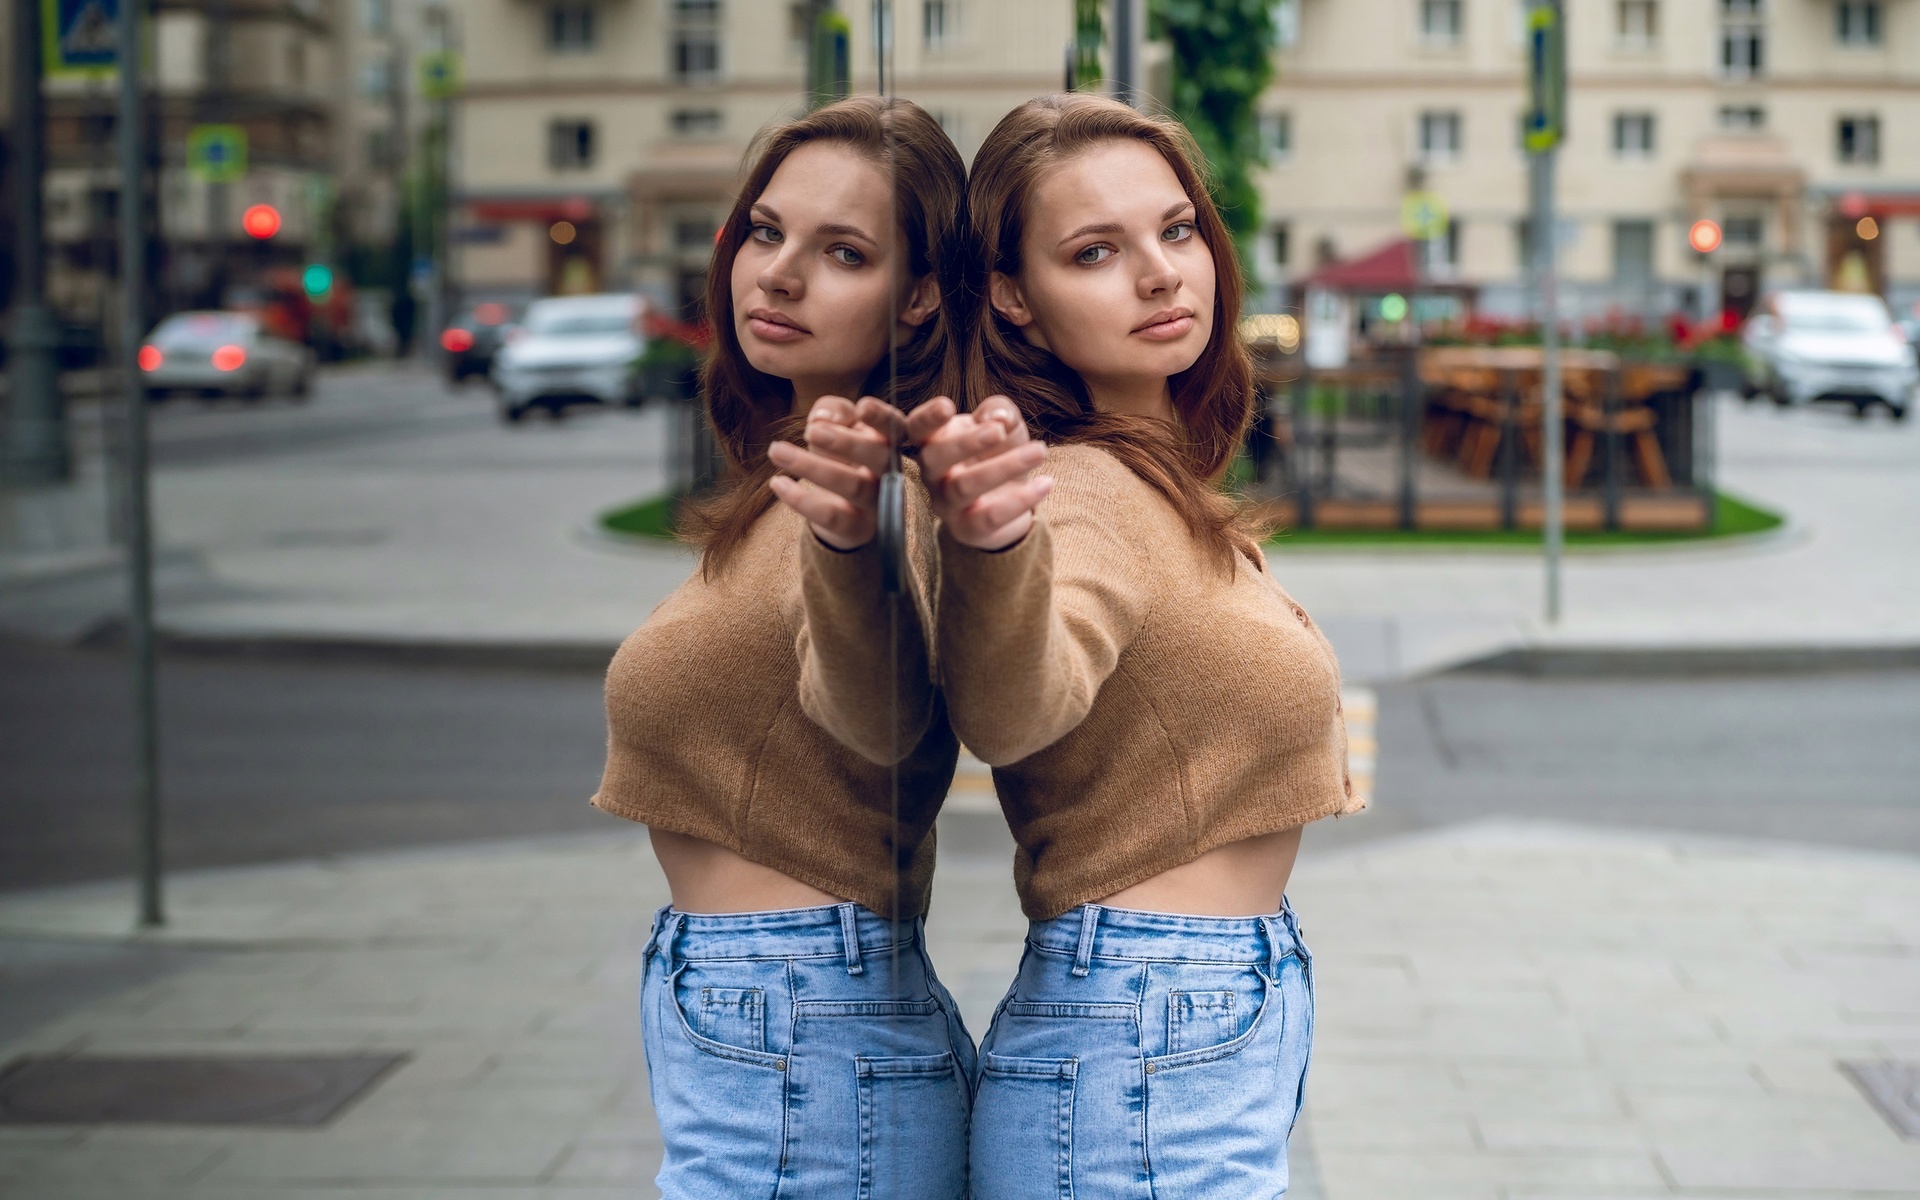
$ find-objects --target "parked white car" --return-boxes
[1743,290,1915,420]
[489,293,646,422]
[139,312,315,401]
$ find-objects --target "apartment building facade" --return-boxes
[450,0,1066,314]
[1254,0,1920,320]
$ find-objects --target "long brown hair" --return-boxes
[965,94,1258,561]
[686,95,968,576]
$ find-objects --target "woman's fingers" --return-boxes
[905,396,958,446]
[947,476,1053,551]
[920,415,1014,481]
[804,420,892,477]
[767,441,877,506]
[853,397,908,446]
[942,441,1045,505]
[767,476,874,550]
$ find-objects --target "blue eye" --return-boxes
[1163,222,1195,243]
[1076,244,1115,265]
[830,245,864,266]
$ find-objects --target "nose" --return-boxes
[1137,241,1182,299]
[756,241,805,300]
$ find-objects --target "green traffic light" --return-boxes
[302,264,334,298]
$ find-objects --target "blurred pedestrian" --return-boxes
[592,96,974,1199]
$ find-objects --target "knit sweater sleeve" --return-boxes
[792,466,940,767]
[935,451,1154,766]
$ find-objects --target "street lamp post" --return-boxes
[7,0,74,485]
[1525,0,1566,623]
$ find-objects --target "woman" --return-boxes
[591,96,974,1199]
[913,94,1364,1196]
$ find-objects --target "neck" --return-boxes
[788,373,870,419]
[1086,376,1176,424]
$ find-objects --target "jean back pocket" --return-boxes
[857,1052,968,1200]
[971,1054,1077,1200]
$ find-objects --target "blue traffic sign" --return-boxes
[44,0,119,79]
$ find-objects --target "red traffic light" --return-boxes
[242,204,282,239]
[1688,219,1723,254]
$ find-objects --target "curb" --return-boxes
[1450,643,1920,677]
[76,621,619,673]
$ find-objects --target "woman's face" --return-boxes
[990,140,1216,410]
[730,140,935,405]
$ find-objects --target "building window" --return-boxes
[359,58,390,98]
[1718,104,1765,129]
[549,119,595,170]
[1723,215,1763,247]
[1836,115,1880,164]
[1272,222,1291,269]
[1274,0,1301,47]
[1423,218,1461,275]
[1835,1,1881,44]
[1615,0,1657,46]
[362,0,390,35]
[673,0,723,83]
[548,3,596,52]
[1613,112,1656,158]
[788,3,812,54]
[1420,0,1463,43]
[1612,220,1655,290]
[1260,110,1292,161]
[923,0,955,48]
[674,216,718,249]
[670,107,724,137]
[364,129,393,171]
[1720,0,1764,78]
[1419,111,1462,162]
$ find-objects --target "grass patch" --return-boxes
[1265,491,1782,550]
[600,492,682,541]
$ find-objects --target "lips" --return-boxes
[1132,307,1197,341]
[744,307,811,343]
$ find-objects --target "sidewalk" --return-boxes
[5,373,1918,677]
[1,817,1915,1196]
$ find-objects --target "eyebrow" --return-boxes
[1057,201,1197,248]
[750,204,878,246]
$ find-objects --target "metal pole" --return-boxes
[118,0,163,927]
[7,0,72,484]
[1111,0,1139,107]
[1531,148,1563,622]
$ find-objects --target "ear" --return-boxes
[988,271,1034,328]
[898,274,940,329]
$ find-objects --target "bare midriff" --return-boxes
[649,828,845,913]
[1097,827,1302,917]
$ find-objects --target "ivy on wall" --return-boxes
[1150,0,1277,277]
[1075,0,1106,88]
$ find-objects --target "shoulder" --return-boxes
[1043,443,1184,534]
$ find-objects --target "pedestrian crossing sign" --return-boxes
[43,0,119,80]
[188,125,249,184]
[1523,1,1566,153]
[419,50,463,99]
[1401,191,1450,241]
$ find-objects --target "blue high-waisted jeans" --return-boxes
[640,903,976,1200]
[971,902,1315,1199]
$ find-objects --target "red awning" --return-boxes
[465,197,598,223]
[1301,237,1424,292]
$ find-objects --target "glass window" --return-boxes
[670,108,724,137]
[1616,0,1657,45]
[1836,1,1881,44]
[674,0,722,21]
[674,32,722,82]
[1613,112,1656,158]
[1272,222,1291,269]
[1419,111,1462,162]
[548,3,595,52]
[1261,110,1293,161]
[1720,0,1764,77]
[1718,105,1765,129]
[363,0,391,35]
[548,119,596,170]
[1612,220,1655,289]
[360,59,390,99]
[924,0,955,48]
[1274,0,1301,48]
[1420,0,1463,43]
[1836,115,1880,164]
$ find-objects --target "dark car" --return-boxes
[439,300,519,385]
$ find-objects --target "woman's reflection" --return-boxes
[591,96,973,1199]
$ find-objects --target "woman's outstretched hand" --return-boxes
[767,395,907,550]
[908,395,1051,551]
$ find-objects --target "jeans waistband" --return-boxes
[1028,901,1305,978]
[646,902,921,976]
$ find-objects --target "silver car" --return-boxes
[489,293,646,422]
[139,311,315,401]
[1743,290,1915,420]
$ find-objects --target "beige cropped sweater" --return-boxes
[936,444,1362,920]
[592,479,955,919]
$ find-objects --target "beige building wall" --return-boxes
[1261,0,1920,320]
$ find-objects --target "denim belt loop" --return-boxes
[1258,915,1286,979]
[1071,905,1100,978]
[838,903,865,976]
[659,910,687,974]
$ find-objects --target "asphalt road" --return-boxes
[7,627,1917,892]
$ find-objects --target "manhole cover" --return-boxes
[1841,1060,1920,1139]
[0,1054,406,1126]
